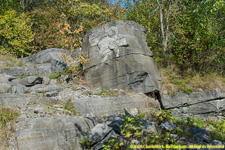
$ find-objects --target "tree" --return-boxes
[31,0,125,51]
[171,0,225,72]
[156,0,174,56]
[0,9,34,57]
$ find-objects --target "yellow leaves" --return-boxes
[156,111,162,117]
[125,131,132,138]
[60,13,66,19]
[79,52,88,65]
[119,142,124,147]
[59,30,65,35]
[136,130,143,137]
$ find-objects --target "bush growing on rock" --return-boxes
[78,110,225,149]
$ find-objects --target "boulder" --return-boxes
[108,117,125,134]
[0,80,11,94]
[82,20,161,94]
[20,76,43,86]
[92,130,118,150]
[88,123,113,145]
[159,121,176,131]
[189,128,211,144]
[9,84,27,94]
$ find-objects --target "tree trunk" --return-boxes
[20,0,25,10]
[157,0,166,56]
[157,0,172,57]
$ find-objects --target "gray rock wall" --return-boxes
[160,88,225,118]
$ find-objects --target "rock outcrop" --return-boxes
[161,88,225,118]
[15,116,94,150]
[0,48,76,77]
[82,20,161,94]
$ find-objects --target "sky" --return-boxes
[109,0,133,8]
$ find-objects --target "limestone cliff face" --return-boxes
[82,20,161,94]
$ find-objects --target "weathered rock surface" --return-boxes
[82,20,161,94]
[161,88,225,117]
[9,84,27,94]
[72,94,160,116]
[0,79,11,93]
[15,116,94,150]
[22,48,68,64]
[0,94,31,108]
[88,123,113,145]
[0,48,73,77]
[189,128,211,144]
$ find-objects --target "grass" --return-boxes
[45,99,79,116]
[19,75,25,79]
[63,99,79,116]
[97,89,117,96]
[160,66,225,95]
[48,73,61,79]
[0,107,20,148]
[0,54,26,69]
[48,68,71,79]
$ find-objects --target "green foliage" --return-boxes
[166,70,194,94]
[97,89,117,96]
[79,136,91,149]
[31,0,125,52]
[124,0,225,74]
[121,111,146,140]
[63,99,78,116]
[0,107,19,128]
[125,0,161,55]
[45,99,78,116]
[0,107,20,147]
[48,68,71,79]
[192,117,225,142]
[19,75,25,79]
[161,67,225,95]
[48,73,61,79]
[171,0,225,73]
[74,64,83,72]
[151,110,175,124]
[77,110,225,149]
[103,111,146,150]
[0,9,34,57]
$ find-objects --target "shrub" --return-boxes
[0,107,20,147]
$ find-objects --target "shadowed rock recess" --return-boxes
[82,20,161,94]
